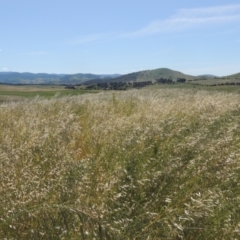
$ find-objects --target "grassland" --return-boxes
[1,88,240,239]
[0,84,98,101]
[147,82,240,93]
[189,78,240,86]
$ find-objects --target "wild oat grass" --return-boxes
[1,89,240,239]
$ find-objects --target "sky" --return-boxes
[0,0,240,76]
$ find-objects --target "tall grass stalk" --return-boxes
[1,89,240,239]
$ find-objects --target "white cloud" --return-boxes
[67,4,240,44]
[2,67,8,71]
[129,4,240,36]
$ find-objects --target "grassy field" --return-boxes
[189,78,240,85]
[148,82,240,93]
[0,84,98,100]
[1,88,240,239]
[1,83,240,102]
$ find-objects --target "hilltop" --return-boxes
[224,72,240,78]
[117,68,196,82]
[197,74,218,78]
[84,68,196,84]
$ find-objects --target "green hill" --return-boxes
[224,72,240,78]
[84,68,196,84]
[119,68,196,82]
[113,68,196,82]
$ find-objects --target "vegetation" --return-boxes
[149,82,240,94]
[0,84,98,99]
[85,81,154,90]
[85,68,195,84]
[1,89,240,239]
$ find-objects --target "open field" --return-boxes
[1,89,240,239]
[1,82,240,103]
[147,82,240,93]
[189,78,240,85]
[0,84,98,100]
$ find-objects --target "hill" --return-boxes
[197,74,218,79]
[224,72,240,78]
[84,68,196,84]
[0,72,120,84]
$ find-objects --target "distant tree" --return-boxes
[177,78,186,83]
[65,85,76,90]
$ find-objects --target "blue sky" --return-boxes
[1,0,240,76]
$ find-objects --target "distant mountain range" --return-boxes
[0,72,64,84]
[60,73,121,84]
[0,68,239,85]
[0,72,121,84]
[197,74,217,78]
